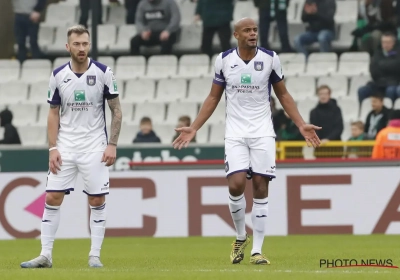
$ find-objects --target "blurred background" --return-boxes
[0,0,400,165]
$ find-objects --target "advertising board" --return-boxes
[0,167,399,239]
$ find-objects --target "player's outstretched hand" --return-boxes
[49,149,62,175]
[102,144,117,167]
[299,124,322,148]
[172,127,196,150]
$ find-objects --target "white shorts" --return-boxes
[46,151,110,196]
[224,137,276,179]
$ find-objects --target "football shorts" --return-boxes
[224,137,276,179]
[46,151,110,196]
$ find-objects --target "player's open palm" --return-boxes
[173,127,196,150]
[299,124,322,148]
[49,150,62,175]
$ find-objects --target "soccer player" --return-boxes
[20,25,122,268]
[172,18,321,265]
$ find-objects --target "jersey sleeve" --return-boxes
[270,52,284,84]
[47,73,61,105]
[212,53,226,87]
[103,67,119,100]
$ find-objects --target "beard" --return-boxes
[70,52,88,64]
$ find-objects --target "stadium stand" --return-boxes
[1,0,393,147]
[0,59,20,83]
[115,55,146,80]
[0,49,389,145]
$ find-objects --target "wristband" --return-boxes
[49,147,57,151]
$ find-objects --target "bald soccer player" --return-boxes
[172,18,322,265]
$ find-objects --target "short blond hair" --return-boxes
[67,25,90,38]
[316,85,332,95]
[351,121,364,131]
[178,115,191,126]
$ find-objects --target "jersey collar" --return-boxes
[235,47,258,64]
[68,58,93,78]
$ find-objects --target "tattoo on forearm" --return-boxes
[108,97,122,145]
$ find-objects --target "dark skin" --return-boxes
[173,18,322,198]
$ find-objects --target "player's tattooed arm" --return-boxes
[107,97,122,146]
[48,104,60,148]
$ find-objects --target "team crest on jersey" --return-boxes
[254,61,264,71]
[86,75,96,86]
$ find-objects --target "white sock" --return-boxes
[40,203,61,261]
[251,197,269,256]
[228,194,247,240]
[89,203,107,257]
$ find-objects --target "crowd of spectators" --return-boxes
[3,0,400,159]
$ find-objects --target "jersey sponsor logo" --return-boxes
[110,69,116,81]
[110,69,118,91]
[86,75,96,86]
[232,84,260,94]
[63,79,71,83]
[69,90,93,111]
[74,90,86,101]
[231,64,238,69]
[254,61,264,71]
[240,73,251,84]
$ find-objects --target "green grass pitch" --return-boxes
[1,235,399,280]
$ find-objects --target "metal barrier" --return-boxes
[277,141,376,160]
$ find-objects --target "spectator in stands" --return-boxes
[79,0,103,28]
[358,32,400,104]
[351,0,397,54]
[397,0,400,41]
[276,111,302,141]
[130,0,181,55]
[253,0,292,52]
[172,116,196,143]
[194,0,234,57]
[364,93,390,139]
[12,0,46,62]
[78,0,120,27]
[349,121,367,141]
[372,109,400,159]
[310,85,344,157]
[294,0,336,57]
[347,121,369,158]
[276,111,303,158]
[0,108,21,145]
[125,0,141,24]
[133,117,161,143]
